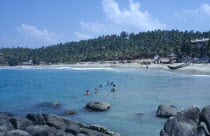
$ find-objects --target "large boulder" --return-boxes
[200,105,210,132]
[157,104,178,118]
[86,102,111,111]
[160,105,200,136]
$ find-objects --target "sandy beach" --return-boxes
[1,61,210,75]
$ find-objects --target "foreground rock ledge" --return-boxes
[0,112,120,136]
[86,102,111,111]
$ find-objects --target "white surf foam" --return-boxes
[70,67,115,71]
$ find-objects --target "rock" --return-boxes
[0,112,14,117]
[9,116,32,130]
[157,104,178,118]
[26,114,47,125]
[26,113,120,136]
[0,116,14,132]
[198,122,210,135]
[200,105,210,132]
[64,110,76,115]
[81,128,110,136]
[176,105,200,125]
[66,123,82,134]
[86,102,111,111]
[88,124,121,136]
[76,134,88,136]
[26,125,62,136]
[35,102,61,109]
[192,127,206,136]
[27,113,68,130]
[161,105,200,136]
[160,129,168,136]
[4,130,31,136]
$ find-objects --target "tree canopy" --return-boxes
[0,30,210,65]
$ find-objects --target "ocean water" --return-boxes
[0,67,210,136]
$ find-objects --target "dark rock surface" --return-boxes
[200,105,210,131]
[0,112,120,136]
[159,105,210,136]
[157,104,178,118]
[160,105,200,136]
[86,102,111,111]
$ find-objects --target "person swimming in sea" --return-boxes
[86,90,91,95]
[111,85,116,92]
[94,88,98,93]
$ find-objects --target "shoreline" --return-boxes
[0,62,210,75]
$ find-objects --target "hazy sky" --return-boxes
[0,0,210,48]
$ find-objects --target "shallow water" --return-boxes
[0,67,210,136]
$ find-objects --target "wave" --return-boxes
[70,67,116,71]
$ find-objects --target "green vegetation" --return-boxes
[0,30,210,66]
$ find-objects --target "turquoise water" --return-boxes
[0,67,210,136]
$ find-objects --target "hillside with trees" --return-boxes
[0,30,210,65]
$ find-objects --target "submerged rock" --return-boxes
[157,104,178,118]
[35,102,61,109]
[64,110,76,115]
[86,101,111,111]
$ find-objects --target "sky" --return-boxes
[0,0,210,48]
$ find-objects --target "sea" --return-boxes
[0,66,210,136]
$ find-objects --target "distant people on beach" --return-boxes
[94,88,98,94]
[86,90,91,95]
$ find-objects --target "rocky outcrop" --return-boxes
[157,104,178,118]
[160,105,210,136]
[160,105,200,136]
[0,112,120,136]
[86,102,111,111]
